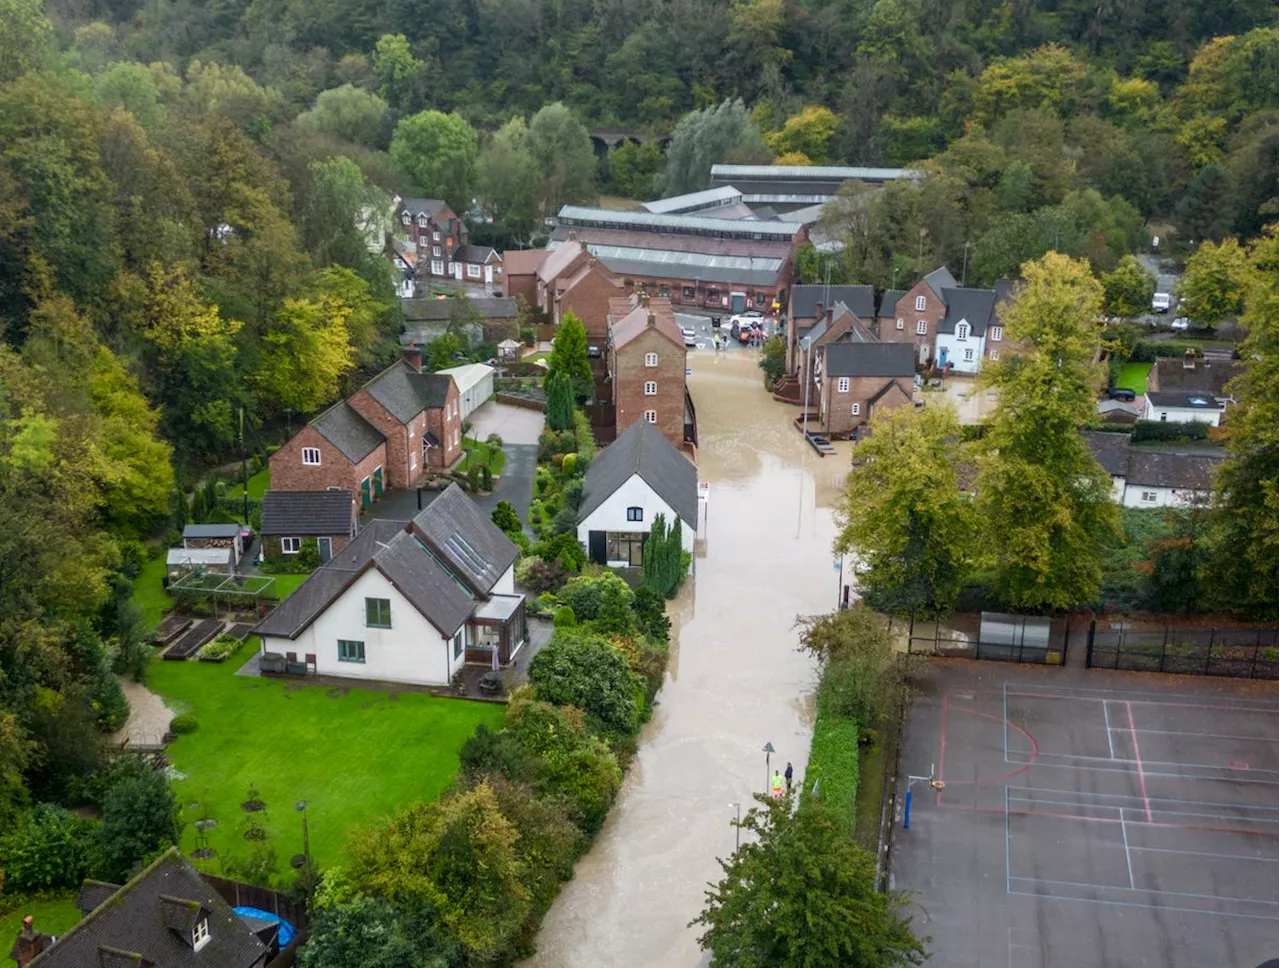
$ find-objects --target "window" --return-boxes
[1141,491,1157,503]
[915,295,926,311]
[643,410,657,424]
[433,231,440,242]
[706,289,720,303]
[989,349,1000,361]
[467,264,481,278]
[301,447,321,466]
[453,631,464,660]
[896,317,904,330]
[955,323,969,340]
[280,537,301,554]
[401,212,411,225]
[756,292,767,306]
[365,597,391,628]
[837,377,850,393]
[411,453,417,470]
[338,639,365,663]
[644,381,657,396]
[644,352,658,367]
[192,919,210,951]
[431,260,444,275]
[991,325,1003,341]
[964,348,974,361]
[627,506,644,522]
[916,320,927,335]
[1159,412,1167,422]
[682,287,695,300]
[606,531,647,566]
[851,402,861,416]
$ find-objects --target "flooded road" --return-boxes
[525,351,851,967]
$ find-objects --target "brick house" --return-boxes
[347,359,461,488]
[451,244,504,290]
[536,241,590,316]
[875,266,957,368]
[401,295,521,344]
[260,489,357,563]
[557,258,625,341]
[501,249,549,308]
[607,294,689,448]
[396,197,468,285]
[269,400,388,510]
[785,285,876,377]
[815,342,915,437]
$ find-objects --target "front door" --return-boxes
[918,342,929,365]
[360,478,371,509]
[939,346,948,368]
[373,466,383,497]
[588,530,606,565]
[317,537,332,563]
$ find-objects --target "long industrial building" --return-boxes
[708,164,922,212]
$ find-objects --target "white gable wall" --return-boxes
[260,568,465,686]
[1143,401,1222,426]
[934,323,986,374]
[577,473,695,566]
[1121,484,1211,509]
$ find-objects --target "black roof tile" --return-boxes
[311,400,385,463]
[577,421,697,529]
[260,491,355,536]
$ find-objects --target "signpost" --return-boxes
[763,741,775,793]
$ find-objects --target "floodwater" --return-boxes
[524,350,852,967]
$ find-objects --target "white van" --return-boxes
[1151,292,1171,313]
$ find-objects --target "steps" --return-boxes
[772,375,802,404]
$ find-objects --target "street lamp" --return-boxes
[800,337,813,440]
[962,241,973,287]
[763,741,775,793]
[294,800,315,909]
[729,802,741,851]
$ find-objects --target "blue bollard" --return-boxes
[904,788,912,829]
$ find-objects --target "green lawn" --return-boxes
[523,352,549,364]
[227,466,270,501]
[148,644,504,883]
[133,553,173,629]
[458,438,506,478]
[1115,362,1151,394]
[0,895,82,944]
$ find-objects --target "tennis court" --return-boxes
[893,662,1278,968]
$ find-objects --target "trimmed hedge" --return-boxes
[805,709,860,824]
[1131,419,1210,443]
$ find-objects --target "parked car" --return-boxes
[587,344,603,359]
[682,327,697,347]
[1170,316,1190,330]
[731,310,764,327]
[1107,386,1137,401]
[1151,292,1172,313]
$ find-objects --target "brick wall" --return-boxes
[263,532,353,561]
[821,376,913,436]
[559,265,625,340]
[613,327,687,447]
[424,382,462,469]
[877,280,946,366]
[270,425,387,498]
[504,272,538,307]
[347,389,421,490]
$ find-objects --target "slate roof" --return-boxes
[29,849,266,968]
[254,485,516,641]
[923,266,958,298]
[802,302,874,347]
[362,360,453,422]
[611,300,685,350]
[311,400,385,463]
[993,278,1017,304]
[400,198,447,218]
[260,490,354,536]
[402,296,519,324]
[1146,391,1224,410]
[454,243,498,265]
[1125,449,1222,490]
[790,285,876,320]
[537,240,587,284]
[1152,357,1242,396]
[1081,431,1132,477]
[877,289,907,318]
[183,524,241,539]
[938,287,999,336]
[76,880,121,916]
[823,342,916,378]
[578,420,698,529]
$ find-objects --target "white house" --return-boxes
[1144,391,1224,427]
[254,485,523,685]
[436,363,495,422]
[1083,431,1222,509]
[577,420,697,568]
[934,288,999,374]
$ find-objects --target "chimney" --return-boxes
[641,292,650,308]
[1183,348,1196,369]
[826,308,833,324]
[814,300,824,322]
[647,310,656,329]
[14,917,51,968]
[403,345,423,373]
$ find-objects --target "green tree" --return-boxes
[426,332,463,371]
[478,117,541,243]
[528,103,597,215]
[91,762,179,882]
[545,370,575,431]
[94,63,166,128]
[390,111,479,214]
[758,334,785,387]
[547,310,592,401]
[971,43,1089,125]
[835,405,974,618]
[1177,237,1248,325]
[604,140,662,199]
[1101,255,1156,317]
[660,99,770,196]
[0,804,90,893]
[301,156,394,286]
[295,84,388,147]
[372,34,426,112]
[974,252,1120,611]
[0,0,51,84]
[528,631,641,737]
[491,500,521,533]
[765,106,839,164]
[0,712,31,829]
[1175,164,1236,241]
[301,888,461,968]
[691,797,925,967]
[253,296,356,415]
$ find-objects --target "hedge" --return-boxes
[1129,340,1202,363]
[1131,419,1210,443]
[805,709,860,825]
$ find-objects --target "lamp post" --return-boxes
[962,241,973,287]
[295,800,315,909]
[729,802,741,851]
[800,336,813,439]
[763,741,775,793]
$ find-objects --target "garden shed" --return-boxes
[437,363,495,421]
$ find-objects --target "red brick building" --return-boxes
[607,294,689,448]
[269,401,390,510]
[557,259,625,341]
[500,249,549,308]
[815,342,916,437]
[396,197,468,288]
[874,266,957,368]
[784,284,877,379]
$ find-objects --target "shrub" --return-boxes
[1130,419,1210,443]
[561,452,577,476]
[515,556,569,595]
[486,432,503,448]
[480,464,493,491]
[0,804,92,892]
[633,584,671,643]
[532,532,586,572]
[198,636,242,661]
[296,537,322,571]
[170,712,199,734]
[553,605,577,628]
[458,724,530,782]
[468,463,481,490]
[492,500,522,532]
[528,631,643,737]
[91,761,179,882]
[507,529,531,555]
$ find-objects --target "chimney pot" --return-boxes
[647,311,655,328]
[826,308,833,323]
[641,292,650,308]
[403,345,423,373]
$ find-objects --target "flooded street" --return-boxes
[525,350,851,967]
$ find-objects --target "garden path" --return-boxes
[110,677,175,749]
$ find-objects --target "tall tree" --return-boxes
[545,370,575,432]
[1176,237,1248,325]
[390,110,479,214]
[254,296,357,415]
[372,34,426,112]
[974,252,1120,611]
[295,84,389,147]
[0,0,51,84]
[1101,255,1156,317]
[528,103,597,216]
[660,99,770,196]
[477,117,541,243]
[301,156,393,286]
[546,311,592,401]
[835,405,974,618]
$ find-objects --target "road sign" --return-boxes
[697,481,710,502]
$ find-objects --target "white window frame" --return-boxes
[301,447,321,466]
[991,325,1003,341]
[401,212,411,225]
[433,230,441,242]
[280,537,301,554]
[916,320,927,335]
[643,381,657,396]
[431,260,444,275]
[955,323,969,341]
[644,352,658,367]
[964,348,975,361]
[989,349,1000,361]
[915,295,927,311]
[193,919,210,951]
[467,263,481,278]
[1141,491,1157,503]
[643,410,657,424]
[896,317,904,330]
[851,402,861,416]
[432,245,441,258]
[837,377,850,393]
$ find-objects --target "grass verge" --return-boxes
[148,642,504,882]
[133,553,173,629]
[804,706,859,826]
[226,466,271,501]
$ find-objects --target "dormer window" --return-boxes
[192,918,210,951]
[956,323,970,341]
[401,212,410,225]
[417,214,429,227]
[915,295,926,311]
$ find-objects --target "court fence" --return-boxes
[1085,621,1279,680]
[892,612,1069,665]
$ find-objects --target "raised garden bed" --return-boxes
[153,615,193,647]
[163,619,224,660]
[225,623,255,641]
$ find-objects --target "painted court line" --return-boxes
[1102,700,1115,758]
[1004,682,1279,708]
[1007,874,1278,908]
[1120,810,1135,888]
[1003,751,1280,781]
[1007,784,1280,813]
[1008,795,1280,827]
[1007,889,1279,921]
[1131,844,1280,862]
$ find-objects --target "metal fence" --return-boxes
[893,612,1068,665]
[1085,622,1279,679]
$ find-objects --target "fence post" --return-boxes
[1205,628,1216,676]
[1114,625,1123,670]
[1160,632,1168,674]
[1251,631,1261,679]
[1086,621,1096,668]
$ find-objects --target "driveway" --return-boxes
[472,443,538,529]
[468,401,545,445]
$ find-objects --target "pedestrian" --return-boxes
[770,770,784,799]
[784,761,793,794]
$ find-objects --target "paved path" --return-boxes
[472,444,537,526]
[110,677,174,749]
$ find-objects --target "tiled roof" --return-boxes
[501,249,550,275]
[923,266,958,298]
[400,198,447,218]
[260,490,354,536]
[1152,357,1242,396]
[29,850,266,968]
[1081,431,1132,477]
[412,485,519,595]
[578,420,697,528]
[938,287,999,336]
[1125,449,1222,490]
[401,296,519,324]
[823,342,915,378]
[311,400,385,463]
[183,524,240,539]
[536,240,587,284]
[790,285,876,320]
[363,360,453,423]
[611,299,685,350]
[876,289,907,318]
[454,243,498,265]
[1146,391,1224,410]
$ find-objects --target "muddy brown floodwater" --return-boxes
[524,351,855,967]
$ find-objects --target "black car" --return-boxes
[1107,386,1136,401]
